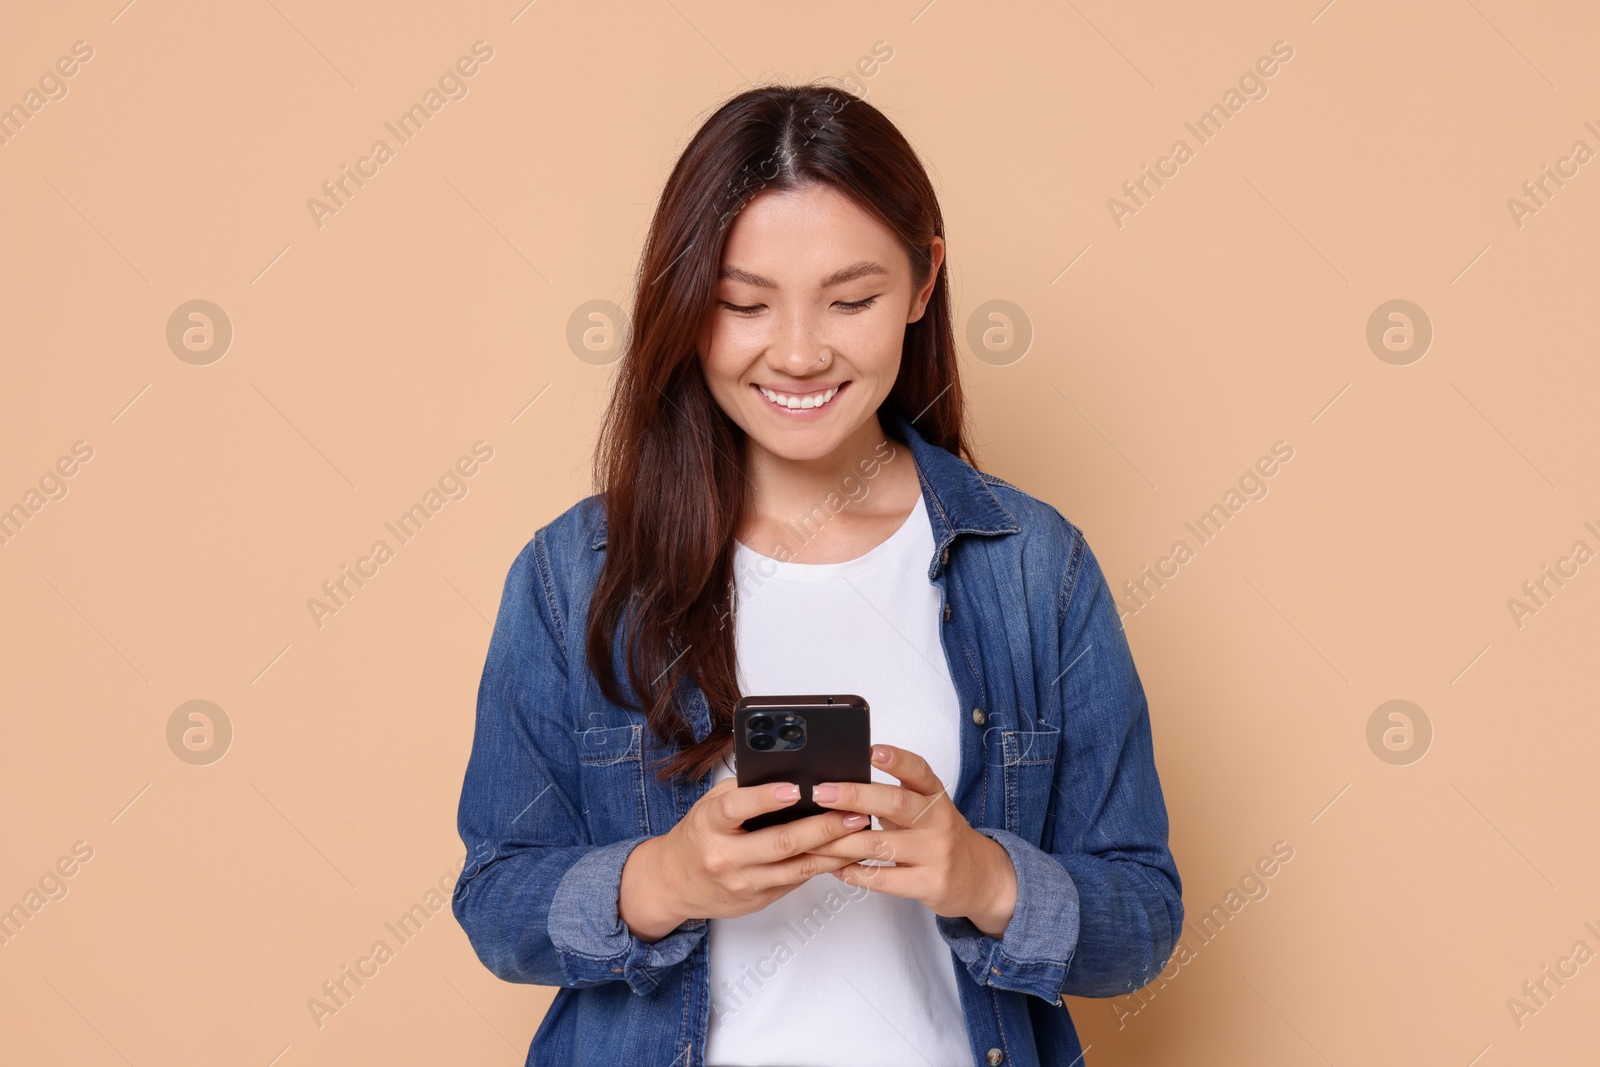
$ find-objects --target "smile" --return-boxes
[755,382,845,412]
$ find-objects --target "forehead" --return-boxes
[719,184,904,282]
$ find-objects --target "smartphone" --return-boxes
[734,694,872,832]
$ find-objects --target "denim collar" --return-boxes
[880,407,1019,577]
[588,406,1020,563]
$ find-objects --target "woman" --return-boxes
[452,83,1183,1067]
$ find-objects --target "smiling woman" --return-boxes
[452,83,1182,1067]
[696,182,942,535]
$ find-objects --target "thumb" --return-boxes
[873,744,942,798]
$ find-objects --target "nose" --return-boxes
[767,305,829,375]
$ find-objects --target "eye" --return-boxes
[719,296,878,316]
[836,296,878,312]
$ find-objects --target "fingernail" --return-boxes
[842,813,868,829]
[871,746,889,763]
[813,783,840,803]
[775,783,799,801]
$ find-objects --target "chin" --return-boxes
[744,425,843,462]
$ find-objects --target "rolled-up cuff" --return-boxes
[935,827,1080,1004]
[548,836,708,994]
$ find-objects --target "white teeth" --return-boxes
[759,385,839,410]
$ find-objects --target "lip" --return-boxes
[752,380,849,418]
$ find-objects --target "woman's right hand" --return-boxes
[619,778,869,942]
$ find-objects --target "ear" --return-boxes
[906,235,946,324]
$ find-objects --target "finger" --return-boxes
[698,778,801,833]
[812,780,941,826]
[868,744,945,797]
[742,809,870,864]
[830,859,913,897]
[757,849,857,889]
[804,829,913,865]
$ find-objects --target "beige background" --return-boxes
[2,1,1596,1064]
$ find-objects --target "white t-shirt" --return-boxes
[705,493,971,1067]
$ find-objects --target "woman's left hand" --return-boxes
[804,743,1018,938]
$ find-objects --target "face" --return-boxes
[696,182,943,465]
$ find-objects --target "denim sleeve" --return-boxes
[937,530,1184,1003]
[450,530,706,995]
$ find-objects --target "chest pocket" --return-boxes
[575,723,648,840]
[1001,723,1061,841]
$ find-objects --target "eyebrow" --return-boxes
[718,260,889,290]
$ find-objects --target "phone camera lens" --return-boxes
[777,723,803,742]
[749,732,776,751]
[748,714,773,733]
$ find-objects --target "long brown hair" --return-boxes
[589,82,975,781]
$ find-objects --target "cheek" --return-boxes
[696,322,736,379]
[846,319,903,375]
[697,354,731,404]
[699,329,745,383]
[702,311,761,359]
[697,345,755,417]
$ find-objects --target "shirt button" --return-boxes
[971,707,986,726]
[986,1050,1004,1065]
[943,602,952,622]
[940,546,950,565]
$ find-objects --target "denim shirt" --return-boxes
[452,408,1183,1067]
